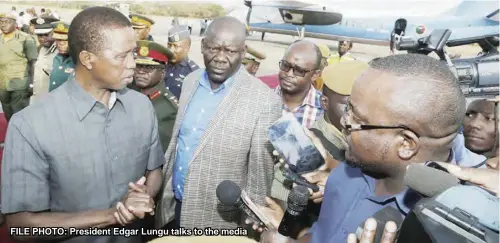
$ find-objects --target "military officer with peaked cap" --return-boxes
[135,40,178,152]
[164,25,199,99]
[29,15,59,103]
[49,22,74,92]
[242,45,266,76]
[130,13,154,41]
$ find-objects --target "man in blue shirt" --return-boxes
[156,16,282,230]
[261,54,475,243]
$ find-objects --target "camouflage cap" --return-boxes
[51,22,69,40]
[168,25,190,43]
[130,14,155,29]
[135,40,174,66]
[0,12,17,20]
[322,60,369,95]
[30,16,59,35]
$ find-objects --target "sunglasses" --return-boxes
[279,60,316,77]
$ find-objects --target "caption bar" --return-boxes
[10,227,248,237]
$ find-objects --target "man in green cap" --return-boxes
[30,16,59,102]
[135,40,178,152]
[49,22,74,92]
[0,12,38,121]
[130,13,154,41]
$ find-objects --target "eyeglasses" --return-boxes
[279,60,316,77]
[343,98,420,137]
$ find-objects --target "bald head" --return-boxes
[365,54,465,138]
[285,40,322,69]
[201,16,247,84]
[205,16,246,41]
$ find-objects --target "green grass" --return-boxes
[5,1,226,18]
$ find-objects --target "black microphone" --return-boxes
[216,180,278,230]
[277,185,309,239]
[355,206,404,242]
[404,164,460,197]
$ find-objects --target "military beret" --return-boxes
[316,44,331,59]
[243,45,266,64]
[30,16,59,35]
[130,14,155,28]
[135,40,174,66]
[51,22,69,40]
[322,60,369,95]
[0,12,17,20]
[168,25,190,43]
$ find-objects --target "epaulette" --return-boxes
[149,90,161,100]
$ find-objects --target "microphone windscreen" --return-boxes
[404,164,459,197]
[216,180,241,206]
[287,185,309,211]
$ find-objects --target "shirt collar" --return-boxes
[179,57,190,67]
[276,85,323,110]
[65,75,124,121]
[360,149,456,215]
[199,66,240,92]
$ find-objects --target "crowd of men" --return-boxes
[0,5,498,243]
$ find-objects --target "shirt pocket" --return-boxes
[9,41,25,58]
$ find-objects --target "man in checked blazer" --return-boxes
[156,17,282,229]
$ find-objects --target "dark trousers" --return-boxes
[0,89,30,121]
[200,28,206,36]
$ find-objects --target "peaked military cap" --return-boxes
[322,60,368,95]
[30,16,59,35]
[130,13,155,29]
[0,12,17,20]
[168,25,190,43]
[135,40,174,66]
[51,22,69,40]
[243,45,266,64]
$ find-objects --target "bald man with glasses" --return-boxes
[276,40,325,129]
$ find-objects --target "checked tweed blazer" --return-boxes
[156,67,282,229]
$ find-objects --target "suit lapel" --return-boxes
[187,69,248,168]
[164,69,202,174]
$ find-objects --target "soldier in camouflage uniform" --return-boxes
[135,40,178,152]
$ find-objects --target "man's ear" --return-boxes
[320,95,329,111]
[311,70,321,82]
[79,50,96,70]
[200,38,205,53]
[396,130,419,160]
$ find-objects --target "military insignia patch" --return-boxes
[56,23,65,31]
[36,18,45,25]
[139,46,149,57]
[173,34,180,42]
[64,68,74,73]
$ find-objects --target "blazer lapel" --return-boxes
[164,69,203,174]
[187,69,248,168]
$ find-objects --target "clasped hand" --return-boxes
[114,176,155,226]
